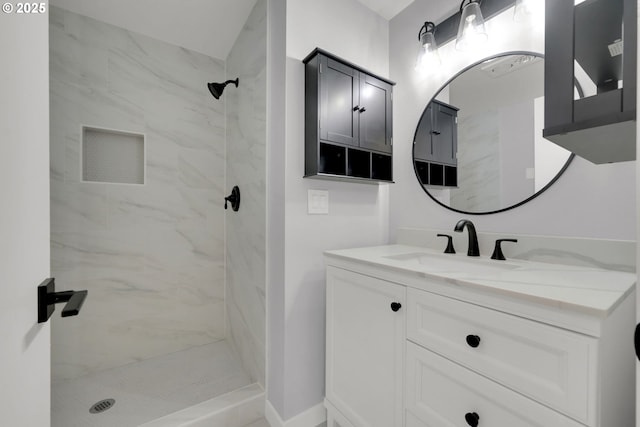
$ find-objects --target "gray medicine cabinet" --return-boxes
[413,99,459,187]
[543,0,637,164]
[303,48,395,183]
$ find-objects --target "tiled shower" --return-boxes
[49,1,266,425]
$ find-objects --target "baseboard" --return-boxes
[265,400,326,427]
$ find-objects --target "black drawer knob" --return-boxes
[466,335,481,348]
[465,412,480,427]
[390,302,402,312]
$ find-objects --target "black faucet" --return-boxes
[454,219,480,257]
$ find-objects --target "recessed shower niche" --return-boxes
[82,126,145,185]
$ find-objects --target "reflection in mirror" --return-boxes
[413,52,574,214]
[573,0,623,101]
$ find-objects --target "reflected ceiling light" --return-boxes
[455,0,488,51]
[415,21,441,72]
[513,0,543,22]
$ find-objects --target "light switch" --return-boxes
[308,189,329,214]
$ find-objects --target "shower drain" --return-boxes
[89,398,115,414]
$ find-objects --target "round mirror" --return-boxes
[413,51,574,215]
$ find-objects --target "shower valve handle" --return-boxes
[224,186,241,212]
[224,196,236,210]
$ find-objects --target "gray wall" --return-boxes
[266,0,287,415]
[226,0,268,386]
[389,1,635,240]
[49,6,227,380]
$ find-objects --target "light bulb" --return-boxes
[456,1,488,51]
[415,24,441,73]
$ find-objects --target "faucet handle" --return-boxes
[491,239,518,261]
[436,234,456,254]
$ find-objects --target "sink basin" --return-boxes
[383,252,520,274]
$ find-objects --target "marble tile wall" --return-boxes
[50,6,227,380]
[225,0,267,386]
[450,110,501,212]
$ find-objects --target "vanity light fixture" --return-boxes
[415,21,441,72]
[513,0,543,22]
[456,0,488,51]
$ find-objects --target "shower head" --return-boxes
[207,78,239,100]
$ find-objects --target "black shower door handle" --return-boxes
[37,278,88,323]
[634,323,640,361]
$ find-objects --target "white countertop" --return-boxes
[325,245,636,317]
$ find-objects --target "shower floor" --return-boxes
[52,340,254,427]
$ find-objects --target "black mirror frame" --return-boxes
[413,50,576,216]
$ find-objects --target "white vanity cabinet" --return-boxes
[406,289,595,423]
[325,266,405,427]
[324,246,636,427]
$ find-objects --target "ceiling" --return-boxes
[355,0,415,20]
[50,0,259,59]
[50,0,413,60]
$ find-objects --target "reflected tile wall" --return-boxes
[451,110,501,212]
[225,0,267,386]
[50,6,227,380]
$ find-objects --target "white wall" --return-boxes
[635,0,640,420]
[389,0,635,240]
[0,4,51,426]
[267,0,391,421]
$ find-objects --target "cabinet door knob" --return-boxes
[359,107,366,113]
[390,302,402,312]
[465,412,480,427]
[353,105,360,111]
[466,335,481,348]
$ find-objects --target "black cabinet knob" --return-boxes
[359,107,366,113]
[390,302,402,312]
[465,412,480,427]
[353,105,360,111]
[466,335,481,348]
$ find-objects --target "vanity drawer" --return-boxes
[406,288,596,423]
[405,342,584,427]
